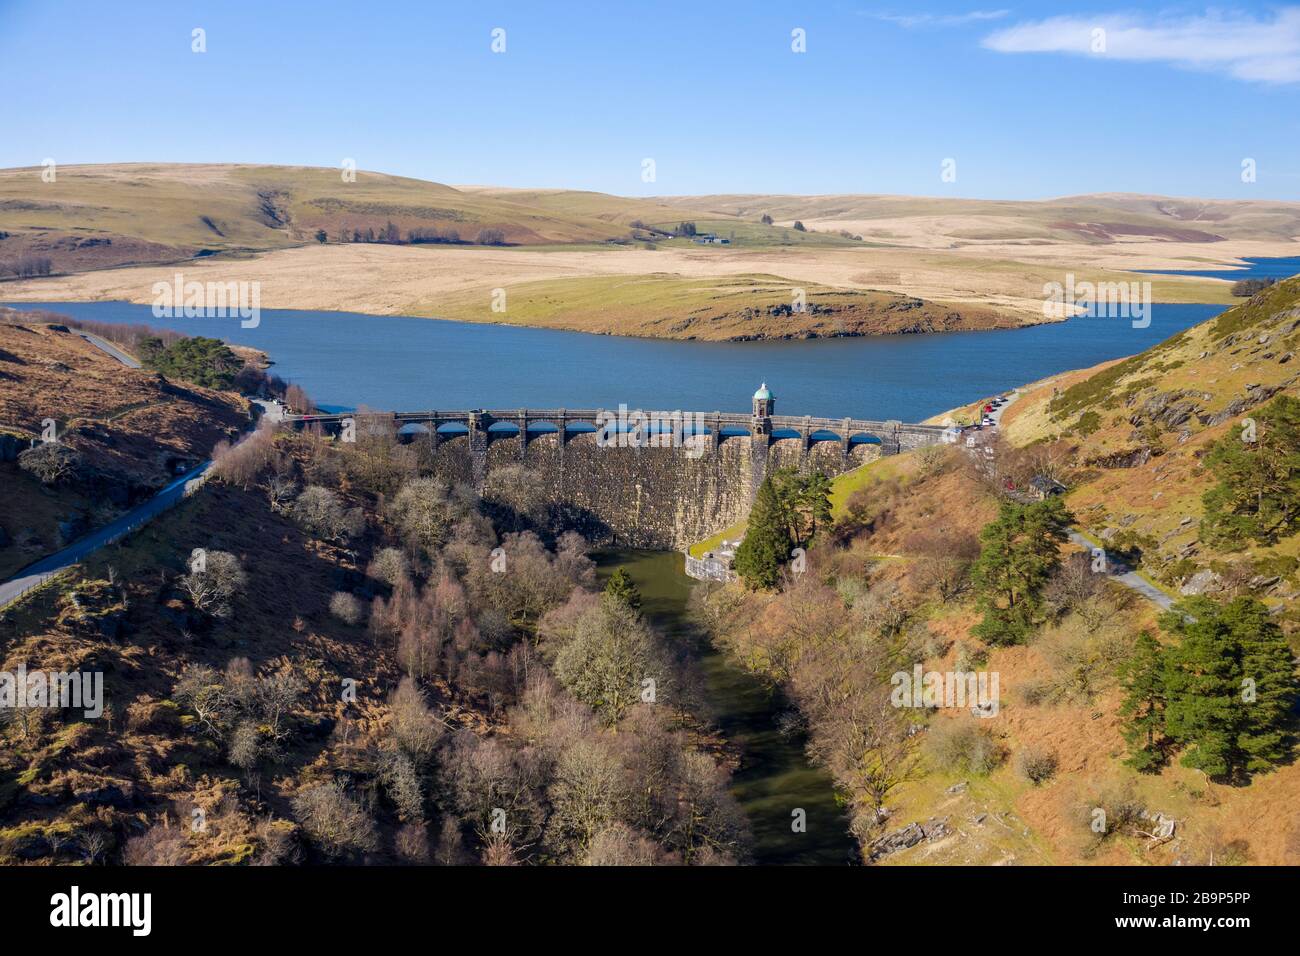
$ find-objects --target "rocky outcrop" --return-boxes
[867,817,953,862]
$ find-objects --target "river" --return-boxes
[593,549,856,865]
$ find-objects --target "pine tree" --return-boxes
[1233,598,1297,774]
[1200,395,1300,547]
[1117,630,1169,772]
[970,498,1072,644]
[733,476,794,590]
[603,568,642,613]
[1162,598,1244,780]
[770,468,832,547]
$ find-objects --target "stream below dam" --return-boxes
[593,549,857,865]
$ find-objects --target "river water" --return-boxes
[593,550,856,865]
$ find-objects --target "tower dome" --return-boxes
[753,383,773,401]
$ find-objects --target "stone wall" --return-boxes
[429,431,880,550]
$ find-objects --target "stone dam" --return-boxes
[286,386,948,551]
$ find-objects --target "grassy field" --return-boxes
[431,272,1020,339]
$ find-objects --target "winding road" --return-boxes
[0,461,211,609]
[981,385,1175,611]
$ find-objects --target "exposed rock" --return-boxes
[72,783,135,809]
[1088,446,1153,469]
[867,817,953,861]
[1180,569,1222,596]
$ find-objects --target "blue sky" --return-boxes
[2,0,1298,199]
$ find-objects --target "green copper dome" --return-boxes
[753,383,773,401]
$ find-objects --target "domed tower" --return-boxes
[751,383,774,436]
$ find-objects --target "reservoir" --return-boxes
[7,299,1226,422]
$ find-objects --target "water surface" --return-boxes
[1136,255,1300,282]
[6,300,1224,422]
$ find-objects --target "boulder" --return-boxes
[1179,569,1222,596]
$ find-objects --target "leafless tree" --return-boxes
[17,442,81,486]
[178,549,247,620]
[292,781,379,859]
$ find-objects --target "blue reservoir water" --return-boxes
[1136,255,1300,281]
[5,300,1225,422]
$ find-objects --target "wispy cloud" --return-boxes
[870,9,1009,29]
[982,8,1300,84]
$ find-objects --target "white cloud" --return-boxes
[871,9,1009,29]
[982,8,1300,83]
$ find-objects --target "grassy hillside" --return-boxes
[999,277,1300,615]
[433,272,1018,340]
[654,192,1300,248]
[1,164,1290,341]
[0,308,257,578]
[0,163,695,274]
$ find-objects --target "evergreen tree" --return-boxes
[603,568,642,613]
[770,468,832,547]
[1117,630,1169,772]
[970,498,1072,644]
[733,476,794,590]
[1161,596,1297,781]
[1234,598,1297,774]
[1200,395,1300,547]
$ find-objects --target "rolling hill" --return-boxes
[2,164,1298,340]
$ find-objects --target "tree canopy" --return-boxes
[970,497,1073,644]
[1200,395,1300,548]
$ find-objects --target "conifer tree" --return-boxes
[1161,598,1245,780]
[603,567,642,613]
[733,476,794,591]
[1234,598,1297,774]
[970,498,1072,644]
[1161,596,1297,781]
[1117,630,1169,772]
[1200,395,1300,547]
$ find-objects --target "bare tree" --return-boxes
[17,442,81,486]
[178,550,247,620]
[292,781,379,859]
